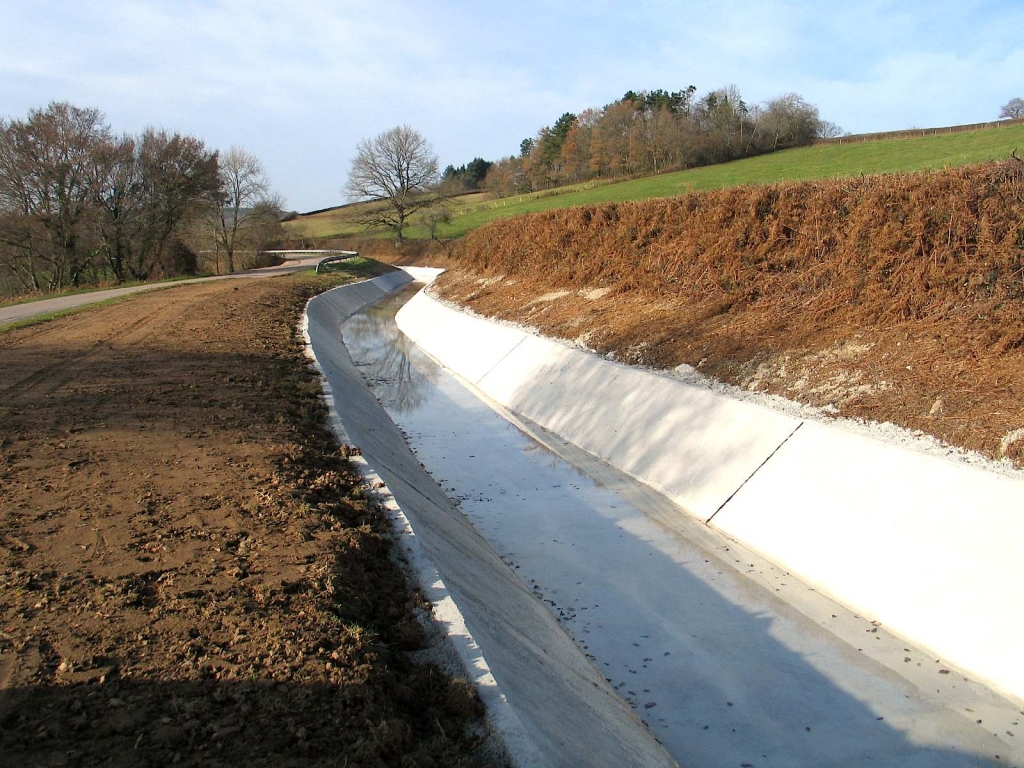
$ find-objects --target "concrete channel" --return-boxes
[305,271,1023,768]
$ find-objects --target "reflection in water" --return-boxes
[341,287,437,413]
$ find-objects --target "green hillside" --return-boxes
[288,123,1024,241]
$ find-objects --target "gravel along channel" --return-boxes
[340,283,1023,768]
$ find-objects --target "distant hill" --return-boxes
[286,120,1024,241]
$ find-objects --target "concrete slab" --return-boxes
[373,269,418,294]
[347,292,1020,766]
[396,265,445,283]
[392,289,452,344]
[711,420,1024,703]
[396,287,1024,707]
[303,276,399,335]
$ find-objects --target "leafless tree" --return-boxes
[0,102,257,298]
[136,131,221,277]
[422,196,454,240]
[815,120,846,139]
[94,129,219,280]
[91,133,140,282]
[755,93,822,151]
[215,146,275,273]
[1000,98,1024,119]
[235,194,286,270]
[344,125,440,245]
[0,102,110,290]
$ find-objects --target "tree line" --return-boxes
[0,102,283,298]
[343,86,840,243]
[480,86,842,197]
[440,157,493,192]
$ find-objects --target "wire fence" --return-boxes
[815,118,1024,145]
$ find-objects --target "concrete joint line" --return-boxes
[471,334,528,386]
[705,421,804,525]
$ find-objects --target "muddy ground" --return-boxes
[0,270,488,767]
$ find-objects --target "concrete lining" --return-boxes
[396,285,1024,705]
[474,333,802,521]
[305,272,677,768]
[713,420,1024,702]
[397,292,801,521]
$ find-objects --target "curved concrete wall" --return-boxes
[304,271,677,768]
[396,286,1024,705]
[399,289,801,522]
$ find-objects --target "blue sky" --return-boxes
[2,0,1022,211]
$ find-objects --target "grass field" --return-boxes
[287,123,1024,241]
[284,187,613,240]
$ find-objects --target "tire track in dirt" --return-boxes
[1,282,234,403]
[0,645,42,723]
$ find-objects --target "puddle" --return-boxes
[339,284,1019,768]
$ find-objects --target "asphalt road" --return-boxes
[0,256,322,328]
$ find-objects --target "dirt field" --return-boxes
[0,271,487,767]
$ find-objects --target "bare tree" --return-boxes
[344,125,440,245]
[91,133,140,282]
[0,102,110,290]
[93,129,219,281]
[815,120,846,139]
[1000,98,1024,119]
[0,102,261,298]
[754,93,822,151]
[215,147,273,273]
[422,196,454,240]
[235,195,286,270]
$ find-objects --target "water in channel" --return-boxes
[338,283,1017,768]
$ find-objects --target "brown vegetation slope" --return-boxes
[434,158,1024,464]
[0,274,486,767]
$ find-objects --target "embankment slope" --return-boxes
[435,158,1024,464]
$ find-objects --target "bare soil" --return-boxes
[0,272,486,767]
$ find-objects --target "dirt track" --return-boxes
[0,272,486,767]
